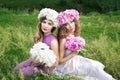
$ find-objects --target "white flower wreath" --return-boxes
[38,8,58,27]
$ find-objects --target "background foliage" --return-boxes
[0,0,120,13]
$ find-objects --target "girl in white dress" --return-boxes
[53,9,115,80]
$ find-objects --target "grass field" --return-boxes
[0,8,120,80]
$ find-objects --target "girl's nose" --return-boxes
[44,23,49,27]
[69,23,73,28]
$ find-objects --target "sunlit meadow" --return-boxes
[0,8,120,80]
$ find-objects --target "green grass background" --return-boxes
[0,8,120,80]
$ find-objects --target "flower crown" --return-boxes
[58,9,79,27]
[38,8,58,27]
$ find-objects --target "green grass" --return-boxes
[0,8,120,80]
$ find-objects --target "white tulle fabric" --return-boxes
[53,49,113,80]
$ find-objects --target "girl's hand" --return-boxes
[52,61,58,67]
[73,50,79,55]
[34,67,39,73]
[52,63,58,67]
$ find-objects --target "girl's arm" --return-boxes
[50,38,59,67]
[59,38,77,64]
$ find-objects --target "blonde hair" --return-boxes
[34,17,56,44]
[57,19,80,40]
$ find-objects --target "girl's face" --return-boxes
[41,19,54,35]
[65,21,75,34]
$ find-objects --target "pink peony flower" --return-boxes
[65,36,85,51]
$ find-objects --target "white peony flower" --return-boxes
[30,42,56,67]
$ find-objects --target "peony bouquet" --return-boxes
[30,42,56,67]
[65,35,85,51]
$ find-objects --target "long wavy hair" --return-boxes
[57,19,80,40]
[34,17,56,44]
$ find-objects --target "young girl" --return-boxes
[14,8,59,77]
[53,9,115,80]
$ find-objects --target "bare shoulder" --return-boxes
[50,38,58,50]
[51,38,58,45]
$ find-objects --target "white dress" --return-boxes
[53,49,113,80]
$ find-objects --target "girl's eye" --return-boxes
[48,23,52,26]
[42,20,46,23]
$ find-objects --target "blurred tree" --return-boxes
[0,0,120,13]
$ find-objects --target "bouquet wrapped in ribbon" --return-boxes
[65,35,85,51]
[30,42,56,67]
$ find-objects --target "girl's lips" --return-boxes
[43,28,47,31]
[69,28,73,31]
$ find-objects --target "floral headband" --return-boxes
[58,9,79,27]
[38,8,58,27]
